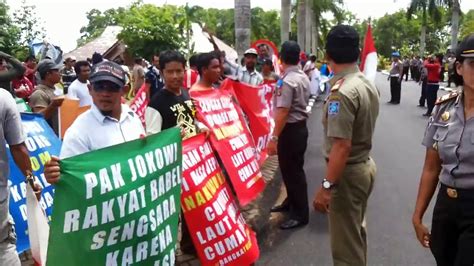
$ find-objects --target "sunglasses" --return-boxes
[92,81,121,92]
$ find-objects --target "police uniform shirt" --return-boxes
[423,91,474,189]
[145,88,198,139]
[322,65,380,163]
[389,61,403,77]
[274,65,310,123]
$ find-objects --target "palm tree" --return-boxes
[235,0,251,57]
[297,0,306,51]
[309,0,344,55]
[407,0,442,56]
[281,0,291,43]
[437,0,461,51]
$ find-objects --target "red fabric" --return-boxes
[360,24,377,71]
[24,66,36,86]
[183,69,199,89]
[425,60,441,82]
[12,76,34,99]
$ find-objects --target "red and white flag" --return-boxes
[360,23,378,83]
[26,185,49,266]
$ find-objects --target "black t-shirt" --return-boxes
[148,88,198,137]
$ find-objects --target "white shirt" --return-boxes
[60,104,145,159]
[67,79,92,107]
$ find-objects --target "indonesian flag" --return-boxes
[26,185,49,266]
[360,24,377,83]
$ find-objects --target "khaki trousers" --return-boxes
[329,158,376,266]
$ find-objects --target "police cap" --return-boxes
[456,34,474,58]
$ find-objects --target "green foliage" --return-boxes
[0,0,34,60]
[377,55,391,71]
[460,10,474,40]
[12,0,46,46]
[77,7,128,46]
[251,8,280,46]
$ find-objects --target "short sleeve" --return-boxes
[422,105,441,148]
[144,106,163,136]
[275,82,293,109]
[67,85,78,99]
[29,90,50,109]
[326,91,358,140]
[3,92,24,145]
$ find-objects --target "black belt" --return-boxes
[325,157,369,165]
[285,120,306,128]
[440,183,474,199]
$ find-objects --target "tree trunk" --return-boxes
[297,0,306,51]
[312,22,318,55]
[450,0,460,51]
[281,0,291,43]
[235,0,251,58]
[420,24,426,56]
[304,0,312,53]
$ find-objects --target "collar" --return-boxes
[90,104,135,124]
[36,83,56,91]
[283,65,300,76]
[243,66,258,75]
[329,65,360,87]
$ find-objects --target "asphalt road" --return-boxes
[257,73,446,266]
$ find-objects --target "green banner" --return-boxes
[47,128,182,266]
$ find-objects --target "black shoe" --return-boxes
[279,219,308,230]
[393,102,400,105]
[422,113,431,117]
[387,101,394,104]
[417,104,424,107]
[271,203,290,213]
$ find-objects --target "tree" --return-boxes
[0,0,20,55]
[234,0,251,57]
[297,0,305,50]
[460,10,474,40]
[310,0,344,54]
[281,0,291,43]
[407,0,443,56]
[77,7,128,46]
[12,0,45,46]
[251,8,280,46]
[118,4,185,60]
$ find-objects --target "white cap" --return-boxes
[244,48,258,56]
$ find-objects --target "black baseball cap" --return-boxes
[37,59,62,76]
[457,34,474,58]
[89,61,126,88]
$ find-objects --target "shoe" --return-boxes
[387,101,394,104]
[279,219,308,230]
[271,203,290,213]
[393,102,400,105]
[417,104,424,107]
[422,113,431,117]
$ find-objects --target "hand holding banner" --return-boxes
[181,134,260,266]
[47,128,182,266]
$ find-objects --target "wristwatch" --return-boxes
[322,178,335,190]
[270,135,279,142]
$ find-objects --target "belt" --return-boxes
[440,184,474,199]
[325,157,370,165]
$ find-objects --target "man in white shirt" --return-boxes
[44,61,145,183]
[67,60,92,107]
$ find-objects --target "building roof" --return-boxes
[191,23,238,63]
[63,26,123,61]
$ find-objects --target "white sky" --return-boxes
[6,0,474,53]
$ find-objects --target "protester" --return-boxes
[388,51,403,104]
[183,54,200,89]
[0,89,38,266]
[132,57,145,93]
[226,48,263,86]
[261,59,279,83]
[303,54,317,78]
[413,34,474,265]
[313,25,379,266]
[44,61,145,184]
[60,56,77,94]
[267,40,310,230]
[256,44,271,72]
[29,59,65,135]
[447,54,456,87]
[23,55,37,86]
[0,51,26,95]
[91,52,103,65]
[144,54,164,99]
[402,56,410,81]
[190,52,222,92]
[67,60,92,107]
[423,55,441,117]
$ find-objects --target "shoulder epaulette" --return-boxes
[331,78,345,92]
[435,91,459,105]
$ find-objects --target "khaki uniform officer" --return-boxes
[313,25,379,266]
[267,40,310,230]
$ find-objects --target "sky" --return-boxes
[6,0,474,53]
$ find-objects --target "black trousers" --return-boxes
[410,66,416,80]
[277,120,309,222]
[426,83,439,115]
[390,77,401,103]
[419,78,427,106]
[430,184,474,266]
[402,66,409,81]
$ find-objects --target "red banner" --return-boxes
[190,89,265,206]
[129,84,148,126]
[222,80,275,164]
[181,134,260,266]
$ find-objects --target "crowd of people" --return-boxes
[1,19,474,266]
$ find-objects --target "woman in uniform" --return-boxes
[412,34,474,265]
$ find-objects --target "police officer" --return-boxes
[313,25,379,266]
[388,51,403,104]
[413,34,474,266]
[267,41,310,230]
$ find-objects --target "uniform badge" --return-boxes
[328,101,340,116]
[441,111,450,121]
[276,79,283,96]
